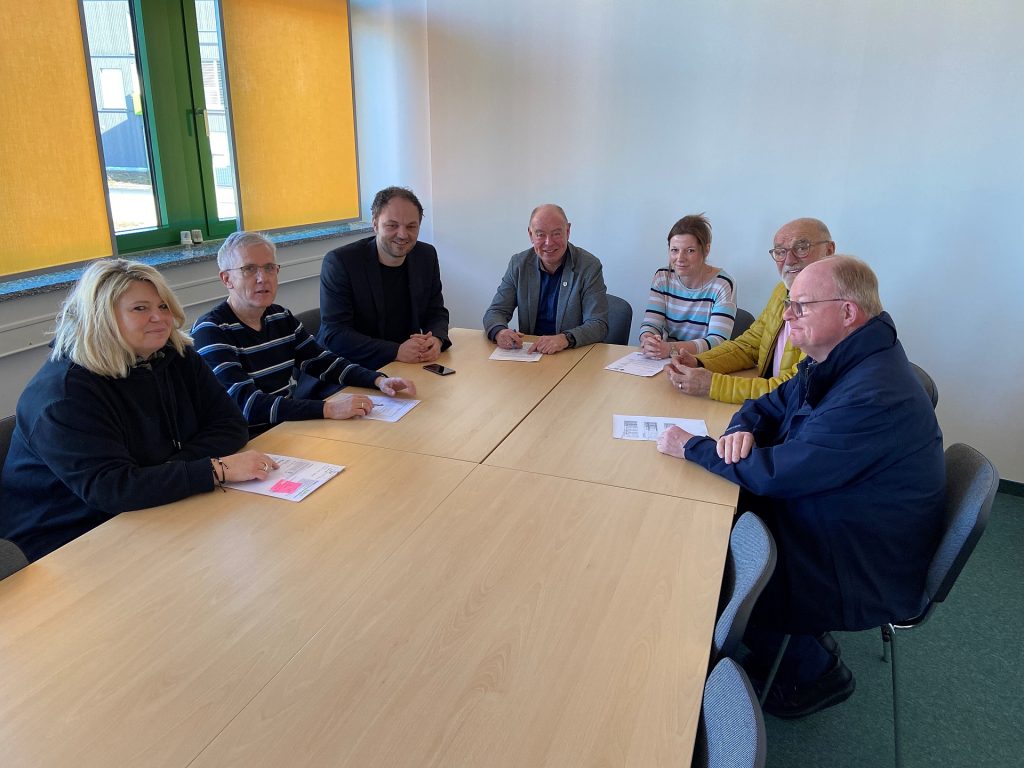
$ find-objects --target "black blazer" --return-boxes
[318,236,451,369]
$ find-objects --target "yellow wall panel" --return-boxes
[0,2,113,277]
[222,0,359,230]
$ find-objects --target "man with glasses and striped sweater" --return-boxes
[192,231,416,436]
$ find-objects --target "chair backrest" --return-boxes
[694,657,767,768]
[0,413,15,474]
[294,307,321,340]
[926,443,998,604]
[605,294,633,345]
[712,512,777,662]
[730,308,756,340]
[0,538,29,580]
[910,362,939,408]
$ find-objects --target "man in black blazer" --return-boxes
[319,187,451,369]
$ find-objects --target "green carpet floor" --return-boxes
[765,492,1024,767]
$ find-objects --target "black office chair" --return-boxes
[731,308,756,340]
[712,512,776,664]
[909,362,939,408]
[0,414,15,473]
[294,307,321,340]
[694,657,767,768]
[1,538,29,580]
[880,443,998,768]
[605,294,633,345]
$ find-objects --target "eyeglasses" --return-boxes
[769,240,831,262]
[226,263,281,277]
[783,298,845,318]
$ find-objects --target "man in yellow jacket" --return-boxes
[666,218,835,403]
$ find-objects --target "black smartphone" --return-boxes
[423,363,456,376]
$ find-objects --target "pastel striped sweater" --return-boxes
[639,268,736,352]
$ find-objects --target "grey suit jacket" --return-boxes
[482,243,609,347]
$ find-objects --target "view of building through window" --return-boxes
[196,0,237,221]
[83,0,158,233]
[82,0,238,242]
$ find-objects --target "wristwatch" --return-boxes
[564,331,577,349]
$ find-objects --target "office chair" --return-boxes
[294,308,322,340]
[1,538,29,580]
[909,362,939,408]
[605,294,633,345]
[880,442,998,768]
[758,443,998,767]
[730,308,756,340]
[712,512,777,664]
[694,657,767,768]
[0,414,15,473]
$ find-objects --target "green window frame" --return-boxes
[85,0,237,253]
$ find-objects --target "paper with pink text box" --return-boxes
[224,454,344,502]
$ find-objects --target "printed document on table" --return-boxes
[605,351,670,377]
[489,344,543,362]
[225,454,344,502]
[613,415,709,441]
[363,395,420,422]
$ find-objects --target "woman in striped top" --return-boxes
[638,213,736,358]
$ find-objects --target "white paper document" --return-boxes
[612,415,709,441]
[489,344,543,362]
[605,351,670,377]
[363,395,420,422]
[225,454,344,502]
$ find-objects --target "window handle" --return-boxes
[186,107,209,137]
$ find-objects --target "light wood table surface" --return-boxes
[276,327,593,462]
[0,431,475,768]
[190,465,734,768]
[486,342,743,506]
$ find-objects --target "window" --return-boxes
[82,0,238,251]
[0,0,359,280]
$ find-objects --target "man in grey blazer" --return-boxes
[483,204,609,354]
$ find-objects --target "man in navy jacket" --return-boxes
[318,187,450,370]
[658,255,944,719]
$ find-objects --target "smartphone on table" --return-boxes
[423,363,456,376]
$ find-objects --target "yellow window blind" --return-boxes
[221,0,360,230]
[0,2,113,277]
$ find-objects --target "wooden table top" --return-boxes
[1,336,744,767]
[189,465,734,768]
[485,342,742,507]
[275,327,593,463]
[0,432,475,768]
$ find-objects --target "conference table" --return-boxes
[0,435,476,768]
[276,327,591,462]
[485,341,742,506]
[0,329,742,767]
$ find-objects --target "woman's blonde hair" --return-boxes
[52,259,191,378]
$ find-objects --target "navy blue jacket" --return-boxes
[318,236,451,369]
[685,313,945,632]
[0,346,248,562]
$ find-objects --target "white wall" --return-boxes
[409,0,1023,480]
[350,0,434,239]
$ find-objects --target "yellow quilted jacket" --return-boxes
[696,282,805,404]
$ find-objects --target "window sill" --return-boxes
[0,221,372,303]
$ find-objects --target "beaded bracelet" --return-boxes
[212,457,228,492]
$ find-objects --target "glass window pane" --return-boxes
[195,1,238,222]
[83,0,159,233]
